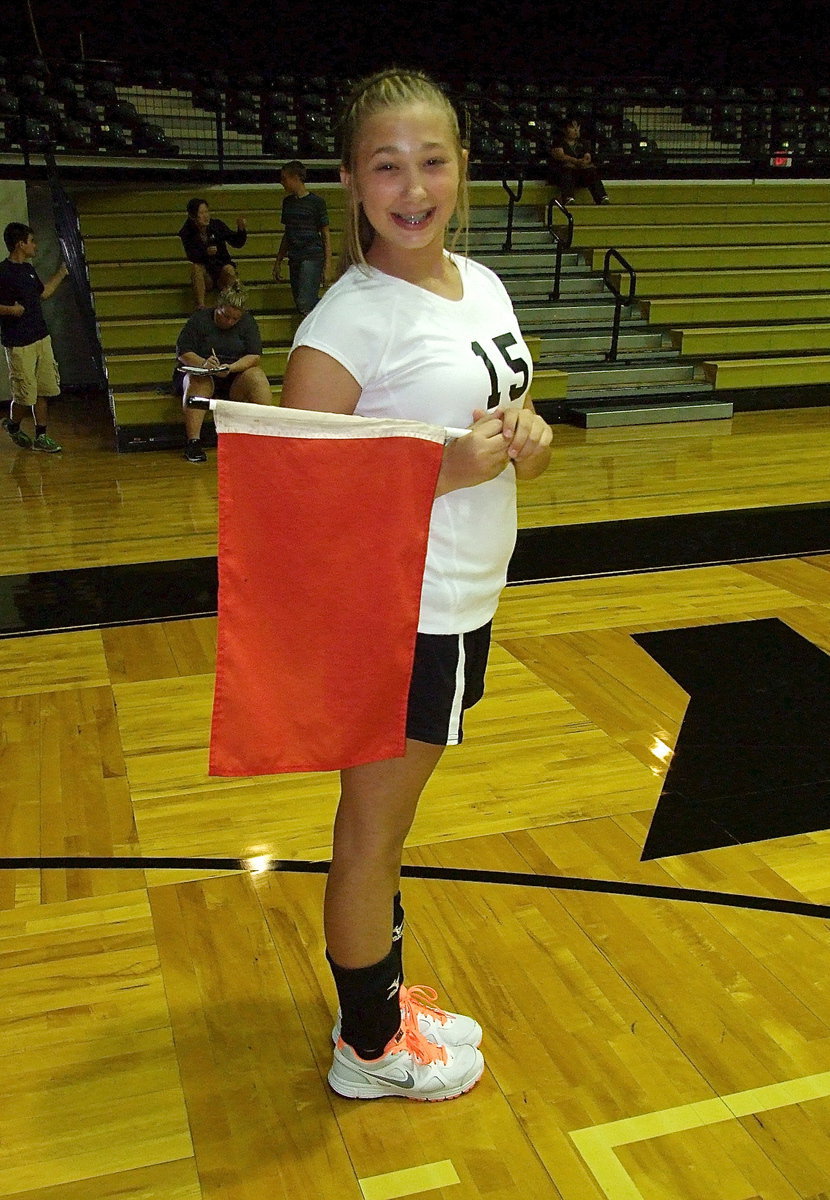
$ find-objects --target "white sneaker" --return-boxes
[328,1021,484,1101]
[332,984,483,1048]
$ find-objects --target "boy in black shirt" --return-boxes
[0,222,68,452]
[548,116,610,206]
[272,161,331,316]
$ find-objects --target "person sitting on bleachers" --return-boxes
[178,198,248,310]
[174,282,271,463]
[547,115,610,206]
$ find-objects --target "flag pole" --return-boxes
[184,396,471,439]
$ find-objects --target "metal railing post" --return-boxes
[546,198,574,300]
[501,169,524,252]
[602,248,637,362]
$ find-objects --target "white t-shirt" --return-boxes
[291,253,534,634]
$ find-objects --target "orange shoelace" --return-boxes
[396,993,448,1065]
[401,984,450,1027]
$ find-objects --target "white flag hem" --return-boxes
[210,398,466,443]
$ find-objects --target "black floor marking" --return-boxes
[509,501,830,584]
[635,619,830,859]
[1,502,828,638]
[2,855,828,920]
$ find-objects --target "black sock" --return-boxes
[6,420,20,433]
[327,943,402,1059]
[35,424,46,437]
[392,891,405,982]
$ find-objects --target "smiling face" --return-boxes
[343,102,464,268]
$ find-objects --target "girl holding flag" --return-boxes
[281,68,552,1102]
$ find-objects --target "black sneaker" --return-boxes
[2,417,32,449]
[184,439,207,463]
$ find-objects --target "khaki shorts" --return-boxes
[4,336,61,406]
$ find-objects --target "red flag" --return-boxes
[208,401,445,775]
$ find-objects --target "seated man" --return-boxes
[178,197,248,309]
[547,115,610,206]
[174,282,271,463]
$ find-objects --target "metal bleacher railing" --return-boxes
[44,148,109,391]
[601,248,637,364]
[2,58,830,179]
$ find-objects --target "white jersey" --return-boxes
[291,253,533,634]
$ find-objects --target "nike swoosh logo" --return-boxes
[356,1067,415,1089]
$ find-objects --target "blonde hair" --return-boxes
[217,281,248,311]
[336,68,469,277]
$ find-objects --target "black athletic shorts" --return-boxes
[405,620,492,746]
[172,368,235,399]
[204,256,236,285]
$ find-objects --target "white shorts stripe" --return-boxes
[446,635,467,745]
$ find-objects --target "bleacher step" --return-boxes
[506,277,604,299]
[565,363,699,390]
[565,399,733,428]
[516,300,643,326]
[537,331,666,357]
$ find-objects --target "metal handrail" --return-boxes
[545,198,574,300]
[501,170,525,251]
[455,95,529,253]
[44,148,109,391]
[602,247,637,362]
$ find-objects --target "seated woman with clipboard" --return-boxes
[174,282,272,463]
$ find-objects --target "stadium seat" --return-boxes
[228,108,259,135]
[86,79,118,104]
[15,73,43,98]
[48,76,79,104]
[70,97,100,124]
[17,116,52,149]
[106,100,142,129]
[192,87,221,112]
[231,89,258,111]
[263,129,295,155]
[55,117,94,151]
[27,93,62,123]
[133,121,178,155]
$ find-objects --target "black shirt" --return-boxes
[178,218,247,269]
[280,193,329,259]
[0,259,49,348]
[551,135,588,161]
[176,307,263,363]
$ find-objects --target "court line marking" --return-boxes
[359,1159,460,1200]
[570,1070,830,1200]
[0,856,827,919]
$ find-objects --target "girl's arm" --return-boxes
[283,348,514,497]
[281,346,362,414]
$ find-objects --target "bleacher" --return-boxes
[5,57,830,440]
[73,181,569,448]
[571,181,830,403]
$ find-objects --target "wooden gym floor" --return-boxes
[1,397,829,1200]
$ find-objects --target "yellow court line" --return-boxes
[359,1158,461,1200]
[570,1070,830,1200]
